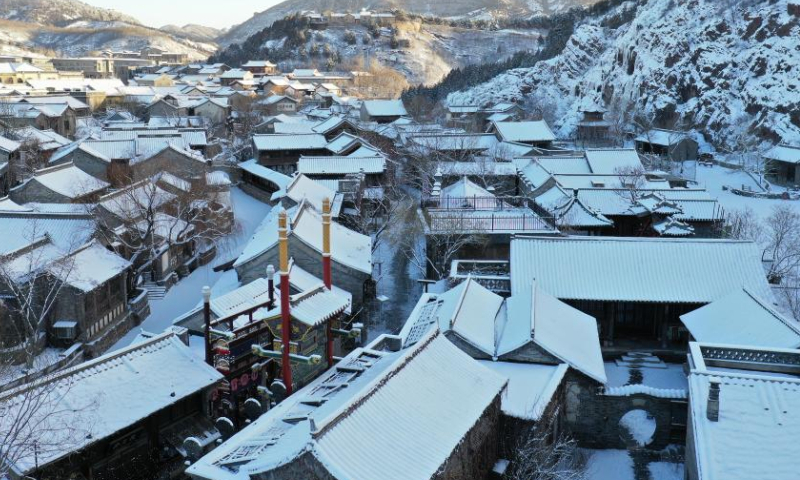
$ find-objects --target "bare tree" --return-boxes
[388,202,489,280]
[723,207,763,242]
[94,175,231,282]
[509,429,586,480]
[0,365,96,480]
[615,165,647,204]
[763,205,800,283]
[0,221,82,369]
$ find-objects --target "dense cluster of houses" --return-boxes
[2,47,800,480]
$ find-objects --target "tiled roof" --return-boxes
[510,236,774,304]
[0,332,222,475]
[681,289,800,348]
[298,155,386,175]
[252,134,329,151]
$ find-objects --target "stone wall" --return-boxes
[564,372,678,450]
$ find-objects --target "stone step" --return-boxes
[615,359,669,369]
[621,355,663,364]
[142,283,167,300]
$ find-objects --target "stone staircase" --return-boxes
[615,352,668,369]
[142,281,167,301]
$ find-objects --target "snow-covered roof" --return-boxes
[324,131,361,154]
[98,180,175,220]
[576,188,718,218]
[536,156,593,174]
[12,127,70,150]
[0,62,44,73]
[272,121,318,135]
[404,278,606,383]
[516,281,606,383]
[634,128,690,146]
[0,135,21,153]
[361,99,408,117]
[440,176,495,200]
[515,158,553,189]
[282,174,343,217]
[688,343,800,480]
[436,160,518,177]
[252,133,329,151]
[534,183,613,228]
[584,148,643,174]
[510,236,774,304]
[292,203,372,274]
[680,289,800,348]
[50,241,130,292]
[477,361,568,420]
[409,133,498,152]
[186,330,505,480]
[764,143,800,164]
[234,203,372,275]
[0,212,94,257]
[239,159,291,189]
[298,155,386,175]
[493,120,556,143]
[210,278,273,319]
[49,141,111,164]
[19,163,109,199]
[0,331,222,475]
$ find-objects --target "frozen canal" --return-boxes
[108,187,272,352]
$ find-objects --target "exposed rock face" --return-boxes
[449,0,800,147]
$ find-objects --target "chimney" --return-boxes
[707,378,721,422]
[322,197,334,368]
[266,265,276,309]
[278,212,293,395]
[202,286,212,366]
[322,197,333,290]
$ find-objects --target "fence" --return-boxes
[428,212,555,233]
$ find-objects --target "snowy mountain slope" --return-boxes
[160,24,223,43]
[0,0,216,60]
[0,18,216,59]
[217,0,600,46]
[212,13,546,86]
[448,0,800,147]
[0,0,140,26]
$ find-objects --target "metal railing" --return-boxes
[422,195,530,211]
[427,212,554,233]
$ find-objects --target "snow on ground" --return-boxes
[694,163,800,222]
[648,462,685,480]
[583,449,634,480]
[108,187,271,352]
[619,409,656,447]
[583,449,684,480]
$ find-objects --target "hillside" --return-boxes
[447,0,800,147]
[218,0,600,46]
[0,0,216,60]
[0,0,140,26]
[160,24,223,43]
[211,15,545,86]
